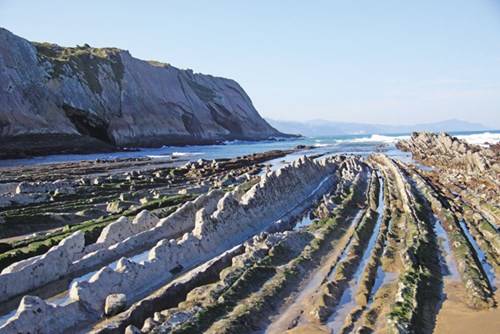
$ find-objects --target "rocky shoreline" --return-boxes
[0,132,498,333]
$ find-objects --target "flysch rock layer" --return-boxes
[396,132,499,176]
[0,28,286,158]
[71,156,337,310]
[0,190,225,304]
[0,231,85,300]
[71,188,226,271]
[88,210,160,251]
[0,156,338,333]
[397,132,499,227]
[0,295,92,334]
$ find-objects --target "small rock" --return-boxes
[106,200,134,213]
[104,293,127,316]
[92,177,103,185]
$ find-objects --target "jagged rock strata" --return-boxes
[0,190,224,303]
[0,28,286,157]
[0,155,338,333]
[0,137,498,334]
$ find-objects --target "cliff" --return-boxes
[0,28,285,158]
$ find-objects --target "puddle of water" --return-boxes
[327,282,356,332]
[458,220,496,289]
[129,249,150,264]
[369,266,397,304]
[366,177,398,304]
[414,163,433,172]
[351,177,385,284]
[434,218,460,281]
[293,210,315,230]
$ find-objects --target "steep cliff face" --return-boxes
[0,28,284,157]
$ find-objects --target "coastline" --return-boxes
[0,130,497,168]
[0,133,300,160]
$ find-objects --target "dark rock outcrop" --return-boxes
[0,28,286,158]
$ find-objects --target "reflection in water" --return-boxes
[434,218,460,281]
[458,220,496,289]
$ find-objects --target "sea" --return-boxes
[0,131,499,168]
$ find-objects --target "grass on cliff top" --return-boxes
[34,42,124,94]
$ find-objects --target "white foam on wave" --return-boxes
[172,152,203,157]
[146,155,171,159]
[337,134,410,144]
[456,132,500,146]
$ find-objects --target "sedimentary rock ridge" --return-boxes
[0,155,339,333]
[0,28,286,157]
[0,138,498,334]
[0,190,224,303]
[396,132,498,175]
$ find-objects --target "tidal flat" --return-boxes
[0,133,498,334]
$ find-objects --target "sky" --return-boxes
[1,0,500,127]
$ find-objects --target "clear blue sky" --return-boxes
[1,0,500,127]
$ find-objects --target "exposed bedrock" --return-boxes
[88,211,159,251]
[0,179,76,208]
[2,143,496,333]
[367,154,443,334]
[0,189,224,303]
[146,161,368,334]
[91,244,245,334]
[0,28,288,158]
[397,132,499,219]
[0,156,339,333]
[402,164,496,309]
[397,132,498,308]
[396,132,497,174]
[71,156,337,311]
[0,231,85,300]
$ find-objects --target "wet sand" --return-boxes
[434,283,500,334]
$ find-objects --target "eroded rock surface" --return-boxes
[0,141,497,334]
[0,28,286,157]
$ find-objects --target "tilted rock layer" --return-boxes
[396,132,499,220]
[0,28,284,157]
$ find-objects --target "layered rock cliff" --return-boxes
[0,28,285,157]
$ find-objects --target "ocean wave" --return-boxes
[171,152,204,157]
[336,134,410,144]
[146,154,171,159]
[456,132,500,146]
[222,139,257,145]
